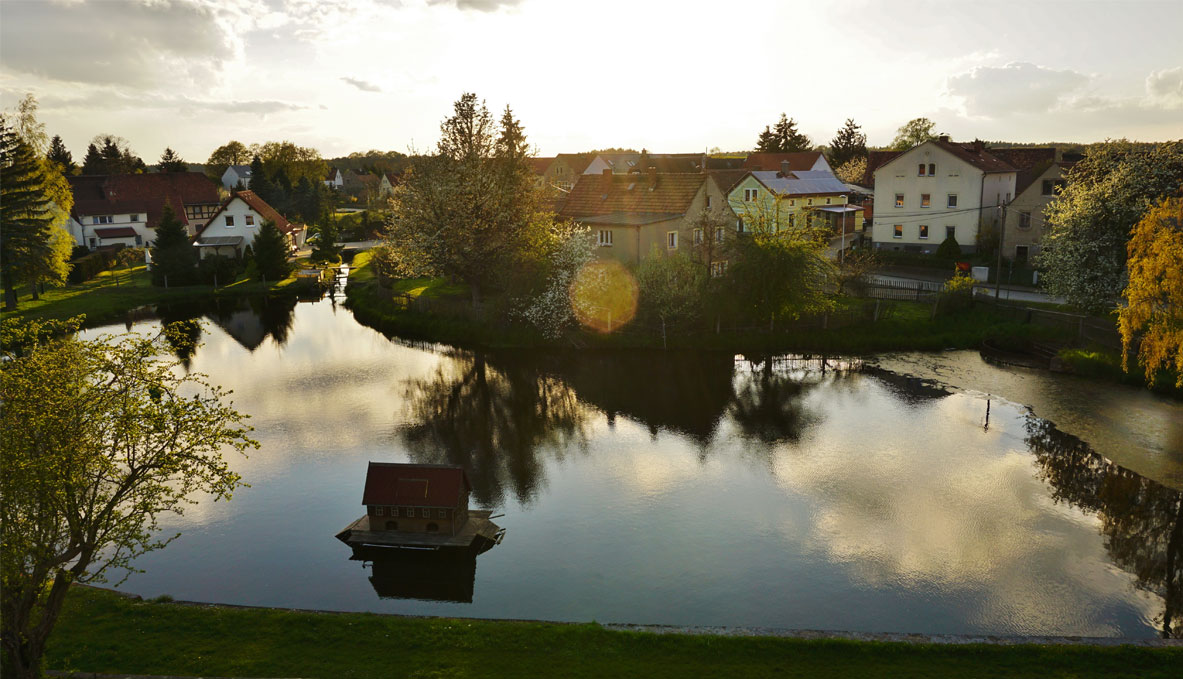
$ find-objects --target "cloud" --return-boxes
[428,0,524,11]
[0,0,251,89]
[341,77,382,93]
[16,87,304,116]
[946,62,1089,118]
[1146,66,1183,104]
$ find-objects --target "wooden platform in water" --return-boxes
[336,510,503,553]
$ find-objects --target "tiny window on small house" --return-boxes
[807,198,813,205]
[893,225,903,238]
[391,507,399,517]
[744,188,758,201]
[789,199,795,206]
[693,228,703,244]
[705,196,712,208]
[894,194,904,207]
[225,215,234,227]
[928,163,936,175]
[714,227,725,243]
[946,226,956,239]
[438,510,447,518]
[710,260,728,278]
[918,163,926,176]
[947,194,958,208]
[736,218,745,232]
[135,235,142,246]
[825,198,832,205]
[1019,212,1032,229]
[919,225,929,239]
[667,231,678,249]
[921,194,931,208]
[245,215,255,226]
[376,506,384,516]
[130,214,139,222]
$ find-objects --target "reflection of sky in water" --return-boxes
[81,299,1179,637]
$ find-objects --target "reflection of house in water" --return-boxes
[204,297,297,351]
[561,351,735,442]
[361,549,478,603]
[862,365,951,405]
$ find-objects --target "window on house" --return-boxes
[376,506,384,516]
[1005,192,1011,202]
[225,215,234,227]
[919,225,929,239]
[743,188,758,201]
[1015,245,1030,263]
[391,508,399,517]
[920,194,931,208]
[825,198,832,205]
[894,194,904,208]
[918,163,926,176]
[807,198,813,205]
[245,215,255,226]
[88,238,97,249]
[693,228,703,245]
[667,231,678,249]
[705,196,712,208]
[947,194,958,208]
[597,229,613,247]
[893,225,903,239]
[130,214,139,222]
[714,226,725,243]
[135,235,143,246]
[928,163,936,176]
[788,199,795,206]
[1019,211,1032,229]
[93,215,112,225]
[438,510,447,518]
[737,218,746,233]
[710,260,728,278]
[946,226,956,240]
[1041,179,1066,196]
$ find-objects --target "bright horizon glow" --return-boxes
[1,0,1181,163]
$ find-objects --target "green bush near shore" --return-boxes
[45,587,1182,679]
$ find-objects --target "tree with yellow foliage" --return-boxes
[1119,196,1183,387]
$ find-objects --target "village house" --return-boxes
[67,172,222,250]
[536,153,595,191]
[727,165,855,237]
[193,190,306,259]
[324,167,344,189]
[362,462,473,536]
[220,164,253,190]
[989,148,1078,265]
[558,167,736,271]
[741,151,833,173]
[870,137,1017,254]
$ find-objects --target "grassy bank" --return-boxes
[2,262,315,328]
[45,587,1181,679]
[345,253,1066,354]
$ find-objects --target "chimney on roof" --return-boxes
[647,166,657,186]
[939,135,950,143]
[973,139,984,153]
[780,160,791,176]
[602,168,612,177]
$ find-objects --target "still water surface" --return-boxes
[84,291,1183,638]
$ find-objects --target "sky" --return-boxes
[1,0,1181,163]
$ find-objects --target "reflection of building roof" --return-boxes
[363,462,471,507]
[558,173,705,219]
[93,226,139,238]
[68,172,220,228]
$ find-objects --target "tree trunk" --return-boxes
[661,317,667,350]
[29,283,39,301]
[471,283,482,313]
[4,279,17,311]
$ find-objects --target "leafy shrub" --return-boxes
[67,247,121,284]
[935,235,962,260]
[197,255,241,286]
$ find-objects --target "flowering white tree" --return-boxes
[516,227,595,339]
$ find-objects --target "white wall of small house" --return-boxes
[203,198,266,258]
[870,142,1015,254]
[221,167,249,190]
[74,212,156,250]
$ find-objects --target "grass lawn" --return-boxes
[2,262,313,327]
[45,587,1182,679]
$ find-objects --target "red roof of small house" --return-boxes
[68,172,220,228]
[527,157,554,175]
[558,172,705,219]
[864,150,903,187]
[195,190,301,239]
[743,152,826,172]
[362,462,471,507]
[988,147,1058,194]
[93,227,139,238]
[929,139,1017,174]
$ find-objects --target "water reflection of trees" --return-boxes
[399,353,589,506]
[1027,415,1183,638]
[729,357,832,446]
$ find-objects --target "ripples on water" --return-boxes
[80,293,1183,638]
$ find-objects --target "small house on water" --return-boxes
[337,462,504,554]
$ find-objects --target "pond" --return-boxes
[82,288,1183,639]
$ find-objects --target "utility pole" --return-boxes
[994,203,1006,301]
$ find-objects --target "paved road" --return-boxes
[869,273,1066,305]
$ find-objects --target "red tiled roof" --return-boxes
[558,172,705,219]
[864,150,903,186]
[195,190,299,238]
[68,172,220,228]
[988,147,1058,194]
[93,227,138,238]
[930,139,1016,174]
[527,157,554,175]
[362,463,471,507]
[554,153,596,174]
[743,152,825,172]
[707,169,750,194]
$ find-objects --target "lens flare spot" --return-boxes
[570,259,638,333]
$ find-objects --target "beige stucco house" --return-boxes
[991,148,1076,264]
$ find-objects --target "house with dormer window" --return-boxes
[67,172,221,250]
[193,190,306,258]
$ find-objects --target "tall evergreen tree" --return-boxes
[46,135,75,174]
[247,155,274,203]
[827,119,867,169]
[149,204,196,287]
[80,143,103,174]
[756,125,777,153]
[158,147,187,172]
[92,134,147,174]
[310,216,340,264]
[0,122,57,310]
[773,114,812,153]
[252,220,292,281]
